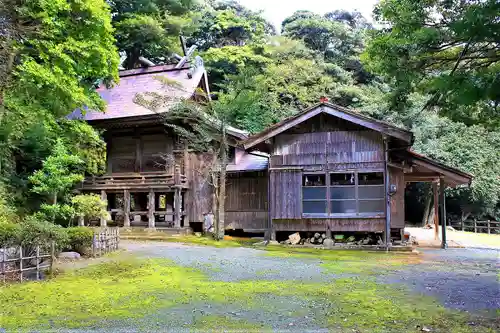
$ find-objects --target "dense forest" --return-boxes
[0,0,498,227]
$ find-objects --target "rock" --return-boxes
[421,327,431,332]
[194,232,202,237]
[323,238,334,248]
[288,232,301,245]
[314,233,321,239]
[310,237,316,244]
[346,236,356,242]
[317,238,324,244]
[446,226,455,231]
[58,251,81,260]
[321,233,326,239]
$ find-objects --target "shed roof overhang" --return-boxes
[243,102,414,151]
[404,151,473,187]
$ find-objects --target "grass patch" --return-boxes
[125,234,257,248]
[0,256,495,332]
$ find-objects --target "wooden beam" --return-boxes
[439,177,447,249]
[100,190,107,227]
[148,189,155,229]
[405,173,440,182]
[174,188,181,228]
[433,182,439,240]
[124,189,131,228]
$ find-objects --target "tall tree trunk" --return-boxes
[217,123,227,241]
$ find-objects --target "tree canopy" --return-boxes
[0,0,498,225]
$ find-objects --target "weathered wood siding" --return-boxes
[270,169,302,219]
[225,172,268,231]
[273,218,385,232]
[185,152,214,223]
[390,167,405,228]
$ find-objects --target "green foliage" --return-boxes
[38,204,76,226]
[29,140,84,205]
[18,215,68,250]
[364,0,500,127]
[71,194,107,221]
[188,1,274,51]
[66,227,94,253]
[111,0,197,68]
[0,222,21,247]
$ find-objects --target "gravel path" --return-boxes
[124,242,499,311]
[66,241,498,332]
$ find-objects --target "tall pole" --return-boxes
[439,177,447,249]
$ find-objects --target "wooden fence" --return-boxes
[1,244,54,283]
[450,220,500,234]
[92,227,120,257]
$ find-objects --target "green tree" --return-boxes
[111,0,197,68]
[364,0,500,127]
[29,140,84,206]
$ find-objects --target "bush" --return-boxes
[71,194,107,221]
[67,227,94,254]
[0,222,21,247]
[18,215,69,251]
[39,203,75,227]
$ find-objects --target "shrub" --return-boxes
[0,222,21,247]
[71,194,107,221]
[39,203,76,227]
[18,215,69,251]
[67,227,94,254]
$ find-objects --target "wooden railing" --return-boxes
[82,171,188,190]
[1,244,54,283]
[449,220,500,234]
[92,228,120,257]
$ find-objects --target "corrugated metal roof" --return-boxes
[227,152,268,172]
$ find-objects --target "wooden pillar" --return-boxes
[182,191,189,227]
[174,188,181,228]
[148,189,155,229]
[100,190,107,227]
[123,189,131,228]
[77,215,85,227]
[433,181,439,240]
[439,177,447,249]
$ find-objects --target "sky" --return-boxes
[238,0,380,30]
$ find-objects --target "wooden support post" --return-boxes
[182,191,189,227]
[36,246,40,281]
[474,219,477,233]
[19,245,23,282]
[487,220,490,234]
[174,188,181,228]
[433,181,439,240]
[100,190,108,227]
[270,229,276,241]
[77,214,85,227]
[148,189,155,229]
[123,189,131,228]
[439,177,447,249]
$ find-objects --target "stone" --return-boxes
[194,232,202,237]
[310,237,316,244]
[323,238,334,248]
[314,233,321,239]
[321,233,326,239]
[288,232,301,245]
[58,251,81,260]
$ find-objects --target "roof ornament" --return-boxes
[320,96,329,103]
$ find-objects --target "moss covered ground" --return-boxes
[0,246,496,332]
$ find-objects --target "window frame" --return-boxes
[301,170,386,218]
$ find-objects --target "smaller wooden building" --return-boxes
[242,102,472,243]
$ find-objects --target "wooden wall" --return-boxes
[225,172,268,231]
[185,152,214,223]
[270,169,302,219]
[106,128,175,173]
[389,167,405,229]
